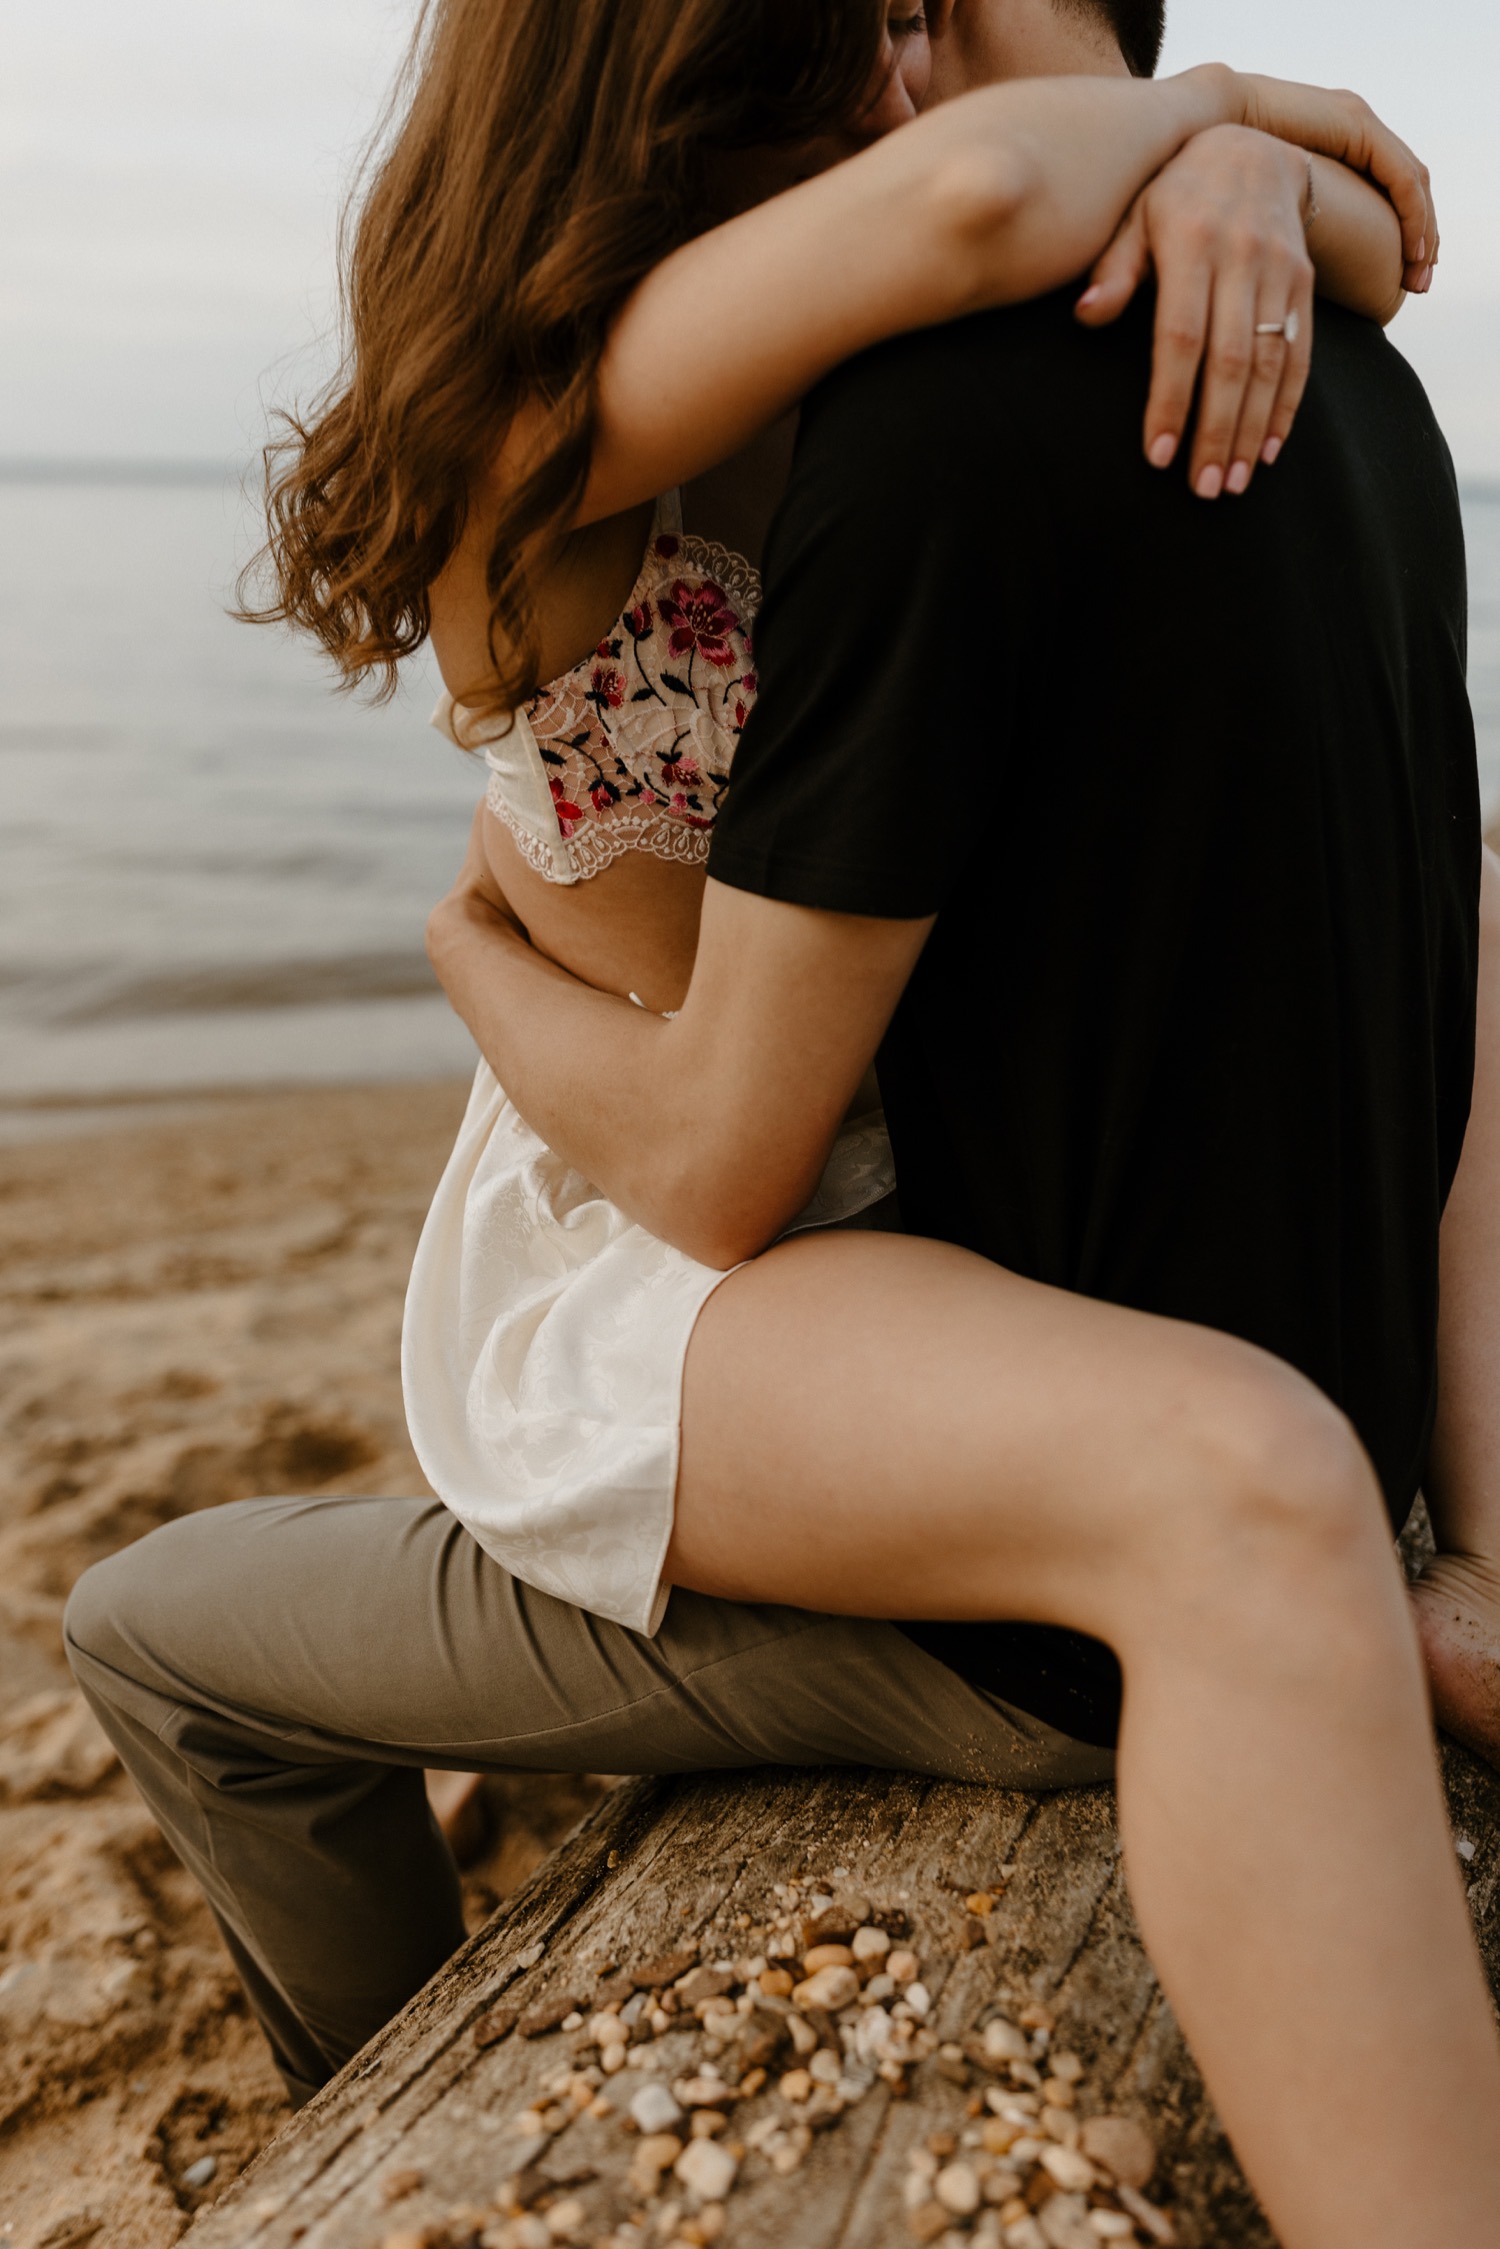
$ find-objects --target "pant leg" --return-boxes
[65,1492,1110,2102]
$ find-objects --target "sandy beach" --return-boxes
[0,1080,608,2247]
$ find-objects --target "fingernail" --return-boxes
[1196,465,1224,501]
[1148,434,1177,470]
[1261,436,1283,466]
[1226,461,1251,496]
[1076,285,1102,311]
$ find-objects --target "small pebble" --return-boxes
[888,1949,920,1985]
[852,1925,891,1962]
[965,1892,996,1916]
[1039,2145,1096,2194]
[864,1972,896,2001]
[182,2156,219,2190]
[780,2067,813,2104]
[1087,2217,1135,2241]
[379,2168,423,2204]
[792,1964,861,2012]
[802,1943,856,1973]
[982,2018,1030,2065]
[1048,2050,1084,2084]
[690,2109,728,2138]
[908,2205,952,2244]
[1115,2184,1176,2244]
[904,1981,931,2018]
[601,2042,628,2074]
[1041,2077,1076,2108]
[630,2083,685,2135]
[546,2198,588,2240]
[1079,2114,1156,2191]
[756,1967,795,1998]
[674,2136,738,2202]
[808,2048,842,2085]
[676,2074,734,2108]
[934,2161,982,2216]
[1036,2193,1097,2249]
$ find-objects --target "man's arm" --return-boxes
[427,825,931,1270]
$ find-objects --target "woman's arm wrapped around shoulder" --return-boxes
[579,65,1434,522]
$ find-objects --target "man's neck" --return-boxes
[933,0,1132,100]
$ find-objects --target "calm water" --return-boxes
[2,468,1499,1104]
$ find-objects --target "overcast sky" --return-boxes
[3,0,1497,474]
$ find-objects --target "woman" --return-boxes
[67,4,1497,2244]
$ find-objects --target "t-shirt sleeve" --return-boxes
[708,329,995,920]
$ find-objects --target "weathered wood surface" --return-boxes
[185,1746,1500,2249]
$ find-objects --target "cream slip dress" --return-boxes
[402,494,896,1635]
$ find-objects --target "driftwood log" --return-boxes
[185,1744,1500,2249]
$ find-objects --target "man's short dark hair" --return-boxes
[1079,0,1166,77]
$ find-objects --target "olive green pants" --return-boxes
[64,1493,1111,2104]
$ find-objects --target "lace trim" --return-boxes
[489,782,713,881]
[654,532,762,626]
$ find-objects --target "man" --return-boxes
[64,0,1477,2115]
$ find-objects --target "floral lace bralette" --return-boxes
[430,491,761,886]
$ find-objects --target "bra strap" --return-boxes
[655,487,684,538]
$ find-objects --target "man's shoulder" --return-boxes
[794,291,1447,537]
[802,288,1093,442]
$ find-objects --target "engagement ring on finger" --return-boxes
[1255,311,1301,344]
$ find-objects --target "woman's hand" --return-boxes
[1235,73,1437,295]
[1076,124,1315,500]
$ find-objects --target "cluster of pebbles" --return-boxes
[378,1879,1175,2249]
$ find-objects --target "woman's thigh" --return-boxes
[672,1228,1352,1642]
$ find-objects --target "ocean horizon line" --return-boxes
[3,455,1498,503]
[0,457,249,487]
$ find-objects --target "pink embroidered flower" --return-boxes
[742,671,758,694]
[659,577,739,670]
[733,700,749,730]
[666,756,700,784]
[589,664,625,711]
[590,783,615,812]
[549,775,584,837]
[625,600,653,639]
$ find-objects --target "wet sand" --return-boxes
[0,1081,607,2245]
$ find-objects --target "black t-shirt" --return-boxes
[709,292,1479,1746]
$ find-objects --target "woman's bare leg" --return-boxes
[1420,843,1500,1769]
[673,1232,1500,2249]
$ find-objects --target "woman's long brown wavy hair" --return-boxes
[242,0,889,708]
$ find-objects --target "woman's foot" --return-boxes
[1412,1553,1500,1772]
[424,1768,490,1866]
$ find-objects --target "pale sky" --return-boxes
[3,0,1498,473]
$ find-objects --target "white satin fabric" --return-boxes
[402,1061,896,1635]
